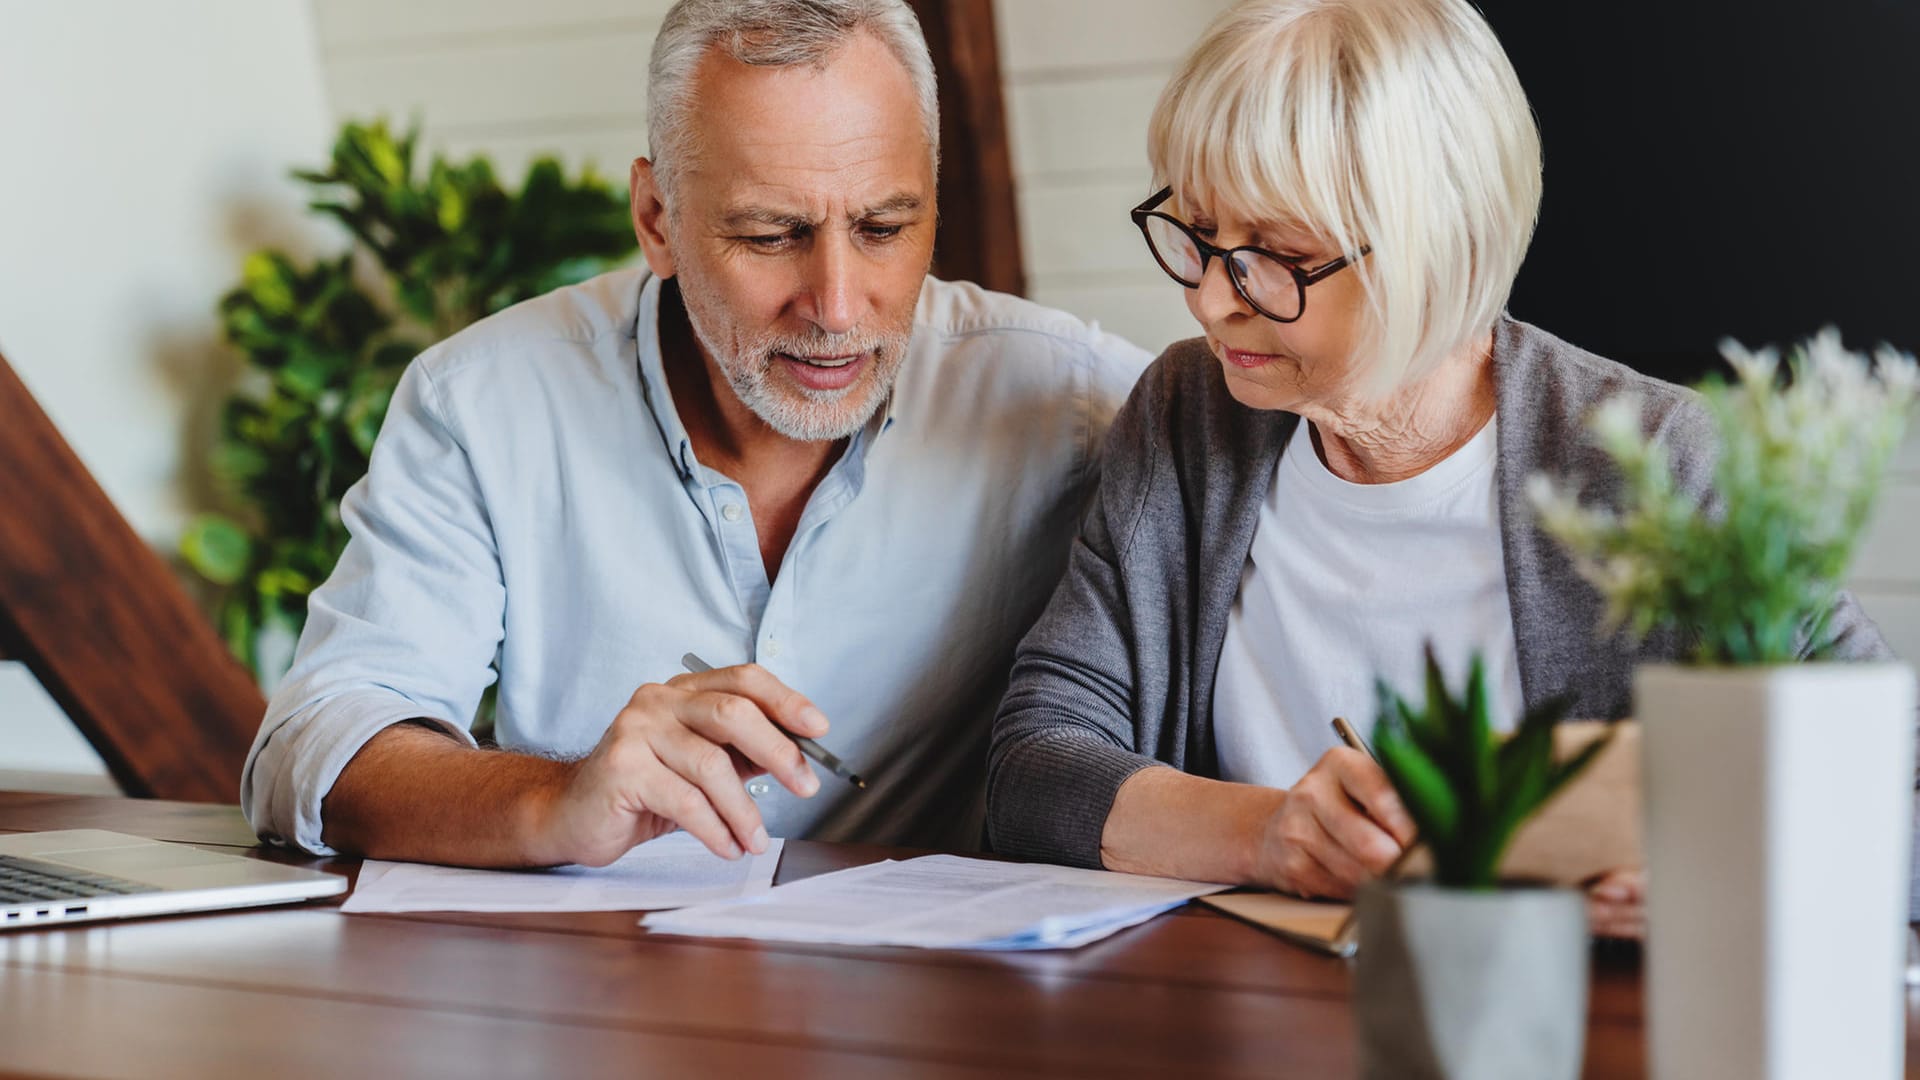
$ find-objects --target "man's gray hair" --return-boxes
[647,0,941,205]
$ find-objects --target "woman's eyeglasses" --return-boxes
[1130,187,1367,323]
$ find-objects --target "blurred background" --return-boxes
[2,0,1915,793]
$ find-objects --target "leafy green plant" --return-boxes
[1530,329,1918,665]
[1372,648,1607,890]
[180,119,637,678]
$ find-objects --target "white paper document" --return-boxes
[341,833,783,913]
[642,854,1228,950]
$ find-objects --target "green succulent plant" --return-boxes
[1371,648,1609,890]
[179,119,638,679]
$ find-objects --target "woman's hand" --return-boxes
[1253,747,1418,899]
[1586,868,1646,940]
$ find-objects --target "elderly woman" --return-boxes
[986,0,1892,935]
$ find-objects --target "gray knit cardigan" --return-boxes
[987,316,1898,872]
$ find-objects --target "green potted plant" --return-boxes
[1530,329,1918,1080]
[1354,647,1608,1080]
[179,119,636,684]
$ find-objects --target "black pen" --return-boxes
[680,652,867,790]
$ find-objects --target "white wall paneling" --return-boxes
[313,1,670,179]
[313,0,663,51]
[1853,431,1920,661]
[997,0,1234,353]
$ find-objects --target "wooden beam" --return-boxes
[908,0,1027,297]
[0,348,266,802]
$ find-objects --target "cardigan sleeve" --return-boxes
[986,359,1177,867]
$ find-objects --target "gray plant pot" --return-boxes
[1354,881,1588,1080]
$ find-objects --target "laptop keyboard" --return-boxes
[0,855,147,905]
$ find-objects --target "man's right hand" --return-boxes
[536,663,827,867]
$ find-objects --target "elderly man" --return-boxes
[241,0,1148,866]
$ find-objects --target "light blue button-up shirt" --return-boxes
[241,268,1149,855]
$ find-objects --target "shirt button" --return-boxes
[746,778,773,799]
[765,639,781,658]
[721,503,744,523]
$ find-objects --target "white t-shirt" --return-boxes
[1212,417,1524,789]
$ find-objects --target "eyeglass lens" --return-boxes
[1142,215,1302,319]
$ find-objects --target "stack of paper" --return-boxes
[643,854,1227,950]
[342,832,783,913]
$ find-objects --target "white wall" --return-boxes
[1000,0,1233,353]
[311,0,664,188]
[1852,435,1920,658]
[0,0,336,790]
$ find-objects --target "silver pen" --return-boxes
[680,652,867,790]
[1333,715,1420,877]
[1331,716,1377,761]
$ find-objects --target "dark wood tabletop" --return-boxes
[0,792,1903,1079]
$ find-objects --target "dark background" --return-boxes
[1475,0,1920,383]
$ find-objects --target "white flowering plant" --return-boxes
[1529,329,1918,665]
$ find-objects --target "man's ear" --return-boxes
[630,158,677,280]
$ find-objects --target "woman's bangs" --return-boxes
[1153,44,1359,251]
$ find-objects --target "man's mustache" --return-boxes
[753,329,902,365]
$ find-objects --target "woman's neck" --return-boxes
[1298,331,1498,485]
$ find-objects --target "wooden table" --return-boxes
[0,793,1902,1078]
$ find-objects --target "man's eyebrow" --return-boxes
[722,207,817,230]
[720,194,924,230]
[854,194,924,220]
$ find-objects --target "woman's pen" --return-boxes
[1331,717,1376,761]
[1332,716,1421,876]
[681,653,867,790]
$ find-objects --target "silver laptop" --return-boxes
[0,829,346,930]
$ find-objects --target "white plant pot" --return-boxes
[1354,882,1588,1080]
[1638,662,1915,1080]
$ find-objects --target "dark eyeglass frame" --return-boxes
[1130,186,1369,323]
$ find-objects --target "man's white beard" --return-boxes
[716,325,906,442]
[674,273,910,442]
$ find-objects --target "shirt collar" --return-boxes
[633,272,700,481]
[634,272,900,482]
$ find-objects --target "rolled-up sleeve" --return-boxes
[988,365,1169,868]
[240,356,505,854]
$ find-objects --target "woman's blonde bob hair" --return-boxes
[1148,0,1542,392]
